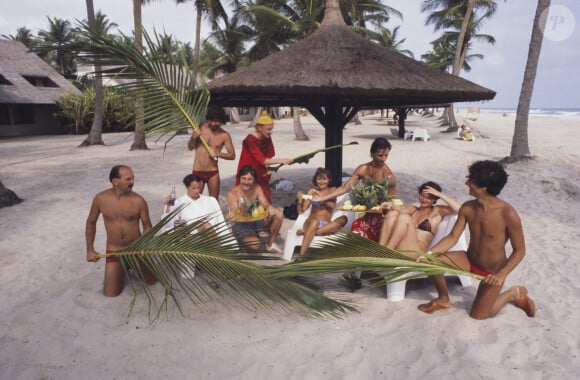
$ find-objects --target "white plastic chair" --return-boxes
[385,214,472,301]
[282,194,357,261]
[411,128,431,141]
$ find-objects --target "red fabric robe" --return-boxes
[236,134,275,202]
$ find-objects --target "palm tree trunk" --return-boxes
[452,0,475,77]
[0,180,22,208]
[441,108,449,124]
[81,0,104,146]
[228,107,240,123]
[509,0,550,160]
[446,0,475,131]
[192,4,202,76]
[131,0,148,150]
[292,107,309,141]
[247,107,262,129]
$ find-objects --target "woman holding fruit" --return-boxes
[226,165,284,252]
[295,168,348,256]
[313,137,397,242]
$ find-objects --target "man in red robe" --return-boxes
[236,111,293,202]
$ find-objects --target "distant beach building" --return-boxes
[0,40,81,137]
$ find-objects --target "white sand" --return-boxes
[1,110,579,379]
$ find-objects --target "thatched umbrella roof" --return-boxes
[208,0,495,184]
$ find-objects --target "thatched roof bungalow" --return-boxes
[0,40,81,137]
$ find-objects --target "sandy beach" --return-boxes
[1,110,579,379]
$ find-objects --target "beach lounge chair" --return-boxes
[282,194,357,261]
[385,214,472,301]
[404,128,431,141]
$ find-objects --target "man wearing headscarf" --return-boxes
[236,111,293,202]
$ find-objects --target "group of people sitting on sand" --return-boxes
[86,106,535,320]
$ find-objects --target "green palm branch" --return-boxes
[97,206,356,321]
[269,141,359,172]
[74,24,212,153]
[266,231,483,286]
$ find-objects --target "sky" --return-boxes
[1,0,578,109]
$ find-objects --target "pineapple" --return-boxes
[349,176,393,209]
[242,198,261,217]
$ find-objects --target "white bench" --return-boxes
[385,214,472,301]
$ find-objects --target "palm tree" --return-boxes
[341,0,401,29]
[421,0,500,129]
[2,27,39,50]
[422,40,456,71]
[373,25,414,58]
[426,30,489,73]
[36,17,77,78]
[149,32,181,61]
[175,0,228,75]
[238,0,327,138]
[508,0,550,161]
[80,1,105,146]
[199,12,253,78]
[131,0,152,150]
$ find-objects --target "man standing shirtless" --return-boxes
[85,165,156,297]
[188,105,236,199]
[419,160,536,319]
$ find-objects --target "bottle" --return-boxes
[169,187,176,206]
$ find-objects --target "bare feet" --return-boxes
[513,286,536,317]
[418,299,451,314]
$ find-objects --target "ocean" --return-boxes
[479,107,580,120]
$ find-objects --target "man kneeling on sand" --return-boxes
[418,160,535,319]
[85,165,157,296]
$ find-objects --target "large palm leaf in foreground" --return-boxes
[97,207,356,321]
[266,231,484,286]
[76,25,212,151]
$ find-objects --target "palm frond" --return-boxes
[269,141,359,172]
[266,231,483,287]
[74,23,212,153]
[98,207,356,321]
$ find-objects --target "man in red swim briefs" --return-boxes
[188,105,236,199]
[418,160,536,319]
[85,165,157,297]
